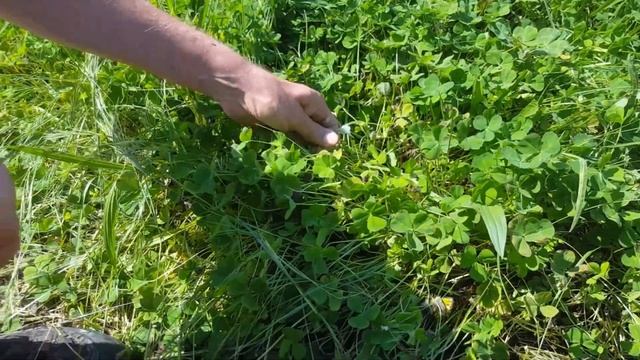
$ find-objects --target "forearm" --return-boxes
[0,223,19,266]
[0,165,19,266]
[0,0,340,148]
[0,0,248,104]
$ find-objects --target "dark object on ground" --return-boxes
[0,326,127,360]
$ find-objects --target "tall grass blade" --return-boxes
[477,205,507,258]
[8,146,129,171]
[241,222,345,355]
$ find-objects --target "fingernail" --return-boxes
[325,132,339,147]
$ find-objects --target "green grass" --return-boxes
[1,0,640,358]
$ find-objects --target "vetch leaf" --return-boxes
[485,48,502,65]
[307,287,328,305]
[477,205,507,258]
[367,215,387,233]
[313,155,336,179]
[452,224,470,244]
[514,25,538,45]
[408,233,424,252]
[487,115,503,132]
[410,125,456,159]
[540,305,559,318]
[605,98,628,124]
[390,211,413,233]
[348,313,370,329]
[535,28,561,45]
[461,246,477,268]
[460,135,485,150]
[363,305,381,320]
[473,116,488,130]
[541,132,561,157]
[472,152,498,171]
[239,127,253,142]
[513,218,555,244]
[348,305,380,330]
[552,250,576,274]
[342,35,358,49]
[478,281,501,308]
[623,211,640,222]
[419,74,441,98]
[543,39,569,57]
[450,68,467,84]
[621,253,640,268]
[630,323,640,341]
[414,213,435,235]
[470,263,489,283]
[347,296,365,313]
[513,235,533,257]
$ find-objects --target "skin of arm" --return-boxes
[0,0,341,265]
[0,165,19,266]
[0,0,340,148]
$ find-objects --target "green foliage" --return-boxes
[1,0,640,358]
[477,205,507,258]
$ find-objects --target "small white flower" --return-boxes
[339,124,351,135]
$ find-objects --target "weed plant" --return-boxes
[1,0,639,358]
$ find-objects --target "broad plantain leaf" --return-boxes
[477,205,507,258]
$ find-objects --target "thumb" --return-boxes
[289,104,339,148]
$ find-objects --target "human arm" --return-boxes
[0,165,19,266]
[0,0,340,147]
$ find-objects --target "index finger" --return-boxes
[292,84,341,131]
[288,103,339,148]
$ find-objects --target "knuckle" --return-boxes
[307,89,323,103]
[221,103,246,120]
[292,84,316,99]
[307,87,321,98]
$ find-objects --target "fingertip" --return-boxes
[324,131,339,147]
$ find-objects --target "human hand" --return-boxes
[213,63,341,148]
[0,0,340,147]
